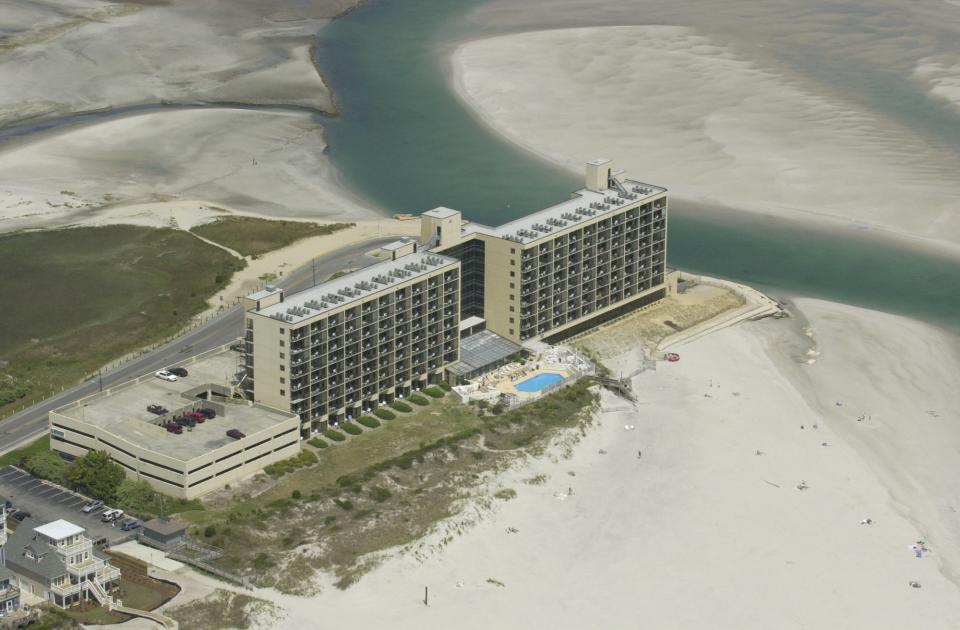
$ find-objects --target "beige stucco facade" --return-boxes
[240,160,668,423]
[245,251,461,431]
[428,161,670,344]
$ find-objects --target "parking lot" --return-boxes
[0,466,133,544]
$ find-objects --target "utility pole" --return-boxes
[98,370,103,393]
[312,258,317,287]
[424,586,428,607]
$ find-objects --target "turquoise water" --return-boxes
[316,0,960,330]
[516,373,565,392]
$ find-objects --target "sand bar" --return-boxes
[0,108,381,233]
[0,0,360,126]
[451,26,960,255]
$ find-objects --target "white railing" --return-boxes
[88,578,109,606]
[56,538,92,558]
[96,566,121,583]
[50,581,82,597]
[66,557,106,577]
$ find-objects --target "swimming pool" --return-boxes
[515,372,564,393]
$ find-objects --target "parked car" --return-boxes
[120,518,143,532]
[81,499,104,513]
[199,408,216,419]
[155,370,177,382]
[226,429,245,440]
[101,509,124,523]
[165,421,183,434]
[11,511,31,523]
[146,404,168,415]
[174,416,196,428]
[186,411,206,423]
[168,367,188,377]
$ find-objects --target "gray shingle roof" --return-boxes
[0,564,15,582]
[5,518,67,584]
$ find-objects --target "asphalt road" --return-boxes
[0,236,401,454]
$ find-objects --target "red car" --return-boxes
[165,422,183,434]
[186,411,206,423]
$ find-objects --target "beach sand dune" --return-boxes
[242,300,960,629]
[0,108,378,232]
[452,26,960,252]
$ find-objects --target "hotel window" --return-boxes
[280,389,285,396]
[280,377,285,384]
[510,260,515,266]
[510,248,515,254]
[280,365,285,372]
[509,329,514,335]
[280,352,285,359]
[280,340,285,347]
[510,271,515,277]
[509,317,514,323]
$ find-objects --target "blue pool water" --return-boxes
[516,373,564,393]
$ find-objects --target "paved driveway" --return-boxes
[0,466,131,544]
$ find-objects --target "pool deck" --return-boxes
[483,365,570,399]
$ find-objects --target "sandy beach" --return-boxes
[263,299,960,629]
[135,296,960,629]
[450,25,960,255]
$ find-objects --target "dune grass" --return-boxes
[177,381,598,591]
[0,226,245,419]
[0,435,50,466]
[191,217,354,257]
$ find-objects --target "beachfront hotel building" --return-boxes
[243,159,672,428]
[243,252,462,431]
[422,159,672,344]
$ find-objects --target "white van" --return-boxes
[101,508,124,522]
